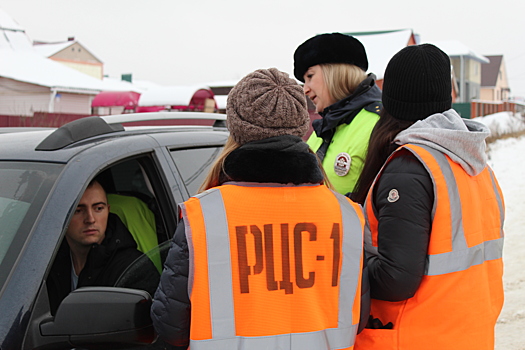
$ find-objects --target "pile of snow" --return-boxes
[473,112,525,138]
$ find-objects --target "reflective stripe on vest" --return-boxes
[365,145,504,276]
[366,144,504,276]
[406,145,504,275]
[186,184,363,350]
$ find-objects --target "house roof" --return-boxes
[33,39,103,63]
[343,29,415,79]
[430,40,490,64]
[0,9,32,51]
[481,55,503,87]
[33,41,74,57]
[0,8,141,94]
[214,95,228,110]
[201,79,240,88]
[0,49,109,93]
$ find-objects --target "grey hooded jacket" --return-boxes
[367,109,490,301]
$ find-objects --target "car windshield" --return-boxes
[0,162,63,285]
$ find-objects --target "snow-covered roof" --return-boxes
[126,78,162,91]
[0,50,107,93]
[430,40,489,64]
[102,77,145,93]
[0,47,143,94]
[33,41,75,58]
[0,8,147,94]
[0,8,33,51]
[350,29,415,79]
[0,8,22,31]
[33,39,103,63]
[138,85,211,106]
[214,95,228,110]
[201,79,240,88]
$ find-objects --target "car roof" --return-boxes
[0,112,228,163]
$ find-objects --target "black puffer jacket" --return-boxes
[151,135,370,348]
[47,213,160,315]
[366,149,433,301]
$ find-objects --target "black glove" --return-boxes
[366,315,394,329]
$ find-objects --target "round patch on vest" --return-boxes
[334,153,351,176]
[387,189,400,203]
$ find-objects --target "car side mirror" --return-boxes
[38,287,155,349]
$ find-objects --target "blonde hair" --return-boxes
[198,136,333,193]
[315,151,333,190]
[197,136,241,193]
[321,63,367,102]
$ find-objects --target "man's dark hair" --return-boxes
[87,175,107,194]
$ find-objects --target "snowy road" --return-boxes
[488,136,525,350]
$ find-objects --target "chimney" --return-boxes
[68,36,75,41]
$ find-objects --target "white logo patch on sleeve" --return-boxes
[334,152,351,176]
[387,189,400,203]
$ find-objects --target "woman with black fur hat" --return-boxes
[352,44,504,350]
[294,32,382,197]
[151,68,369,350]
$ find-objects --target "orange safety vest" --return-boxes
[355,144,505,350]
[180,182,365,350]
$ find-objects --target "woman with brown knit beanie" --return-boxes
[293,33,382,198]
[352,44,504,350]
[151,68,369,350]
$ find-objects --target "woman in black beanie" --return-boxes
[294,33,382,197]
[353,44,505,350]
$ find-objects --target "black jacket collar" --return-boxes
[222,135,324,185]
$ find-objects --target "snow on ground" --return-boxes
[477,111,525,136]
[475,112,525,349]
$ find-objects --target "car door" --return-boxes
[18,149,181,349]
[4,126,226,349]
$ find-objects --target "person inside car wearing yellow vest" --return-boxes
[351,44,505,350]
[293,33,382,198]
[151,68,369,350]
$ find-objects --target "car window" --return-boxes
[114,240,169,290]
[0,162,62,288]
[99,156,175,244]
[107,159,154,200]
[45,155,176,318]
[170,147,222,196]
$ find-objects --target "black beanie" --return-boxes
[382,44,452,121]
[293,33,368,82]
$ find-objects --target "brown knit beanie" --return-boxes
[226,68,310,145]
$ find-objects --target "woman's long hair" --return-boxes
[197,136,241,193]
[351,110,415,205]
[321,63,367,102]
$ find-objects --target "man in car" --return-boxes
[46,178,159,315]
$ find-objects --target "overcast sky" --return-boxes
[2,0,525,98]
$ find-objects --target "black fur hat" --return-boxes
[293,33,368,82]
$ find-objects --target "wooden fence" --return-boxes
[0,112,91,127]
